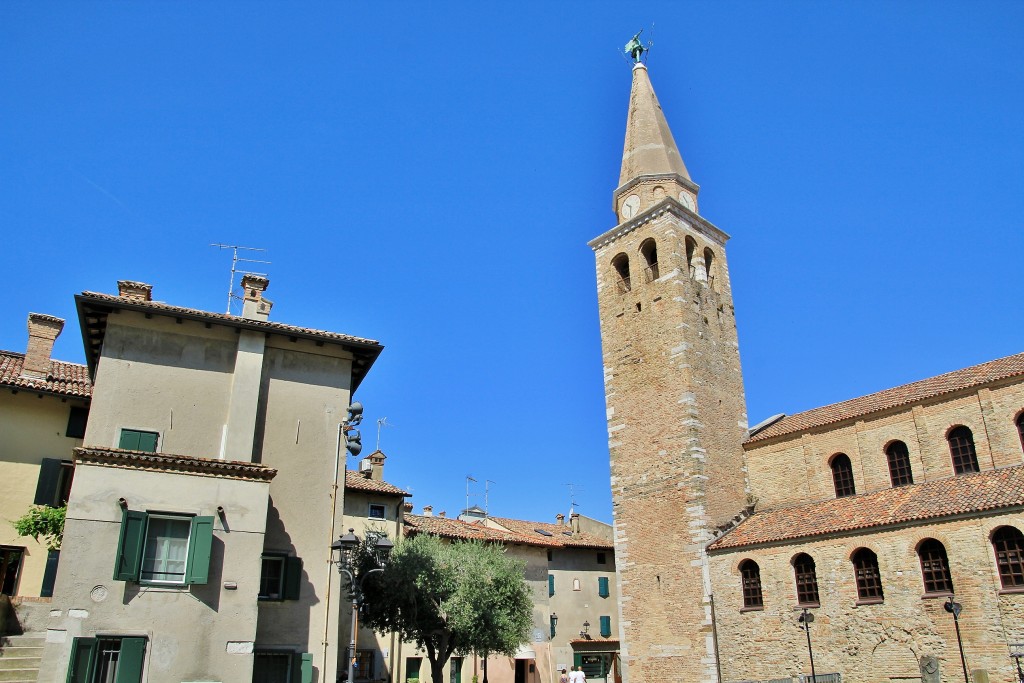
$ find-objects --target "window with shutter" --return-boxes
[114,510,214,585]
[33,458,73,507]
[66,406,89,439]
[548,574,554,597]
[66,636,146,683]
[40,549,60,597]
[598,576,609,598]
[599,616,611,638]
[118,429,159,453]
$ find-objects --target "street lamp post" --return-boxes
[331,528,394,683]
[944,595,969,683]
[798,608,817,683]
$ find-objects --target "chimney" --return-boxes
[438,511,446,518]
[422,505,433,517]
[21,314,64,379]
[117,280,153,301]
[241,275,273,320]
[402,502,413,513]
[368,450,387,481]
[556,513,565,525]
[570,512,581,535]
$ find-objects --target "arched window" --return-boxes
[611,254,631,293]
[948,426,979,475]
[917,539,953,594]
[793,554,820,606]
[852,548,883,602]
[639,239,659,282]
[886,441,914,487]
[684,237,697,277]
[1016,413,1024,452]
[830,453,856,498]
[703,247,715,286]
[739,559,763,609]
[992,526,1024,588]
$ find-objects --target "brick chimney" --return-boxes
[402,502,413,513]
[367,450,386,481]
[438,511,446,518]
[21,314,64,380]
[570,512,581,535]
[422,505,433,517]
[117,280,153,301]
[241,275,273,320]
[556,513,565,525]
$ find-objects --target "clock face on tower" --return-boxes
[621,194,641,220]
[678,192,695,212]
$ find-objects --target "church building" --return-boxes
[592,60,1024,683]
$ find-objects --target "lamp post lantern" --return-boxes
[798,608,817,683]
[944,595,969,683]
[331,529,393,683]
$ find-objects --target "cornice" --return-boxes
[613,173,700,201]
[74,447,278,482]
[588,197,730,251]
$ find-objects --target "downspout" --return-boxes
[709,593,722,683]
[323,421,344,676]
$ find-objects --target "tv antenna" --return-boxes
[211,244,271,314]
[466,475,478,516]
[566,483,582,513]
[375,417,394,451]
[485,479,496,516]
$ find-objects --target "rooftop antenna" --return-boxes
[466,475,477,516]
[210,244,271,315]
[485,480,496,517]
[566,483,582,515]
[375,417,394,451]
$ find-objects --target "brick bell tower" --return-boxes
[589,62,750,683]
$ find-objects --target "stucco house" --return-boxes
[31,276,382,683]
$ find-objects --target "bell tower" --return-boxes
[590,62,750,683]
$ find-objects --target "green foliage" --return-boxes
[356,534,533,683]
[13,505,65,550]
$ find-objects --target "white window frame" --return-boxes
[140,514,191,585]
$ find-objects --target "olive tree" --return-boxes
[355,533,533,683]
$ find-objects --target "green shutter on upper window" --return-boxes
[284,556,303,600]
[114,510,148,581]
[114,638,147,683]
[185,516,215,585]
[119,429,141,450]
[34,458,63,506]
[66,637,97,683]
[138,431,158,452]
[599,616,611,638]
[598,576,609,598]
[548,575,554,597]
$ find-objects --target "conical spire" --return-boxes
[619,63,690,186]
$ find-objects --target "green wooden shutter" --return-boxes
[548,575,554,597]
[598,576,609,598]
[137,431,158,452]
[66,637,97,683]
[600,616,611,638]
[185,516,215,585]
[114,510,148,581]
[114,638,147,683]
[291,652,313,683]
[34,458,63,506]
[284,556,303,600]
[41,549,60,597]
[119,429,141,450]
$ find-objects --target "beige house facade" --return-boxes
[31,276,382,683]
[592,57,1024,683]
[0,314,91,602]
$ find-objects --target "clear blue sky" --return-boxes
[2,2,1022,524]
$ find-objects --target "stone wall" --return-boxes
[709,511,1024,683]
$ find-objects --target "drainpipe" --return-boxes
[323,421,344,677]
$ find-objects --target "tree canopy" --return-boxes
[355,533,533,683]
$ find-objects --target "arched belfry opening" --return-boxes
[639,238,659,282]
[611,253,631,293]
[703,247,715,287]
[685,236,697,278]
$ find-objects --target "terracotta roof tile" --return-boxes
[747,352,1024,444]
[78,291,381,347]
[0,350,92,398]
[707,465,1024,551]
[489,517,614,550]
[75,446,277,481]
[404,515,555,547]
[344,470,411,497]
